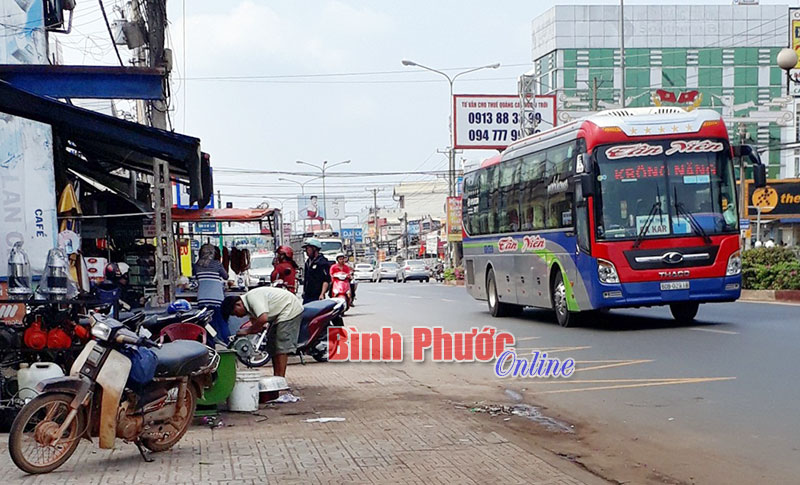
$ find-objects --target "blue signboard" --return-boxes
[739,219,750,230]
[194,222,217,233]
[341,228,363,243]
[408,221,420,235]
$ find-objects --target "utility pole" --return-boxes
[366,187,383,254]
[145,0,177,304]
[619,0,626,108]
[738,123,747,223]
[403,212,408,260]
[592,77,599,112]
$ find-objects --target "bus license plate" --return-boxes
[660,281,689,291]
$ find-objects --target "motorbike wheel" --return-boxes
[236,334,272,368]
[141,385,197,452]
[9,392,85,474]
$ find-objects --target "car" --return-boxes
[248,253,275,287]
[354,263,374,281]
[372,262,399,282]
[397,259,431,282]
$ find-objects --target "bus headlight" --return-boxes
[597,259,619,284]
[726,250,742,276]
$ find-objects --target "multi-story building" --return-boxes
[529,4,796,178]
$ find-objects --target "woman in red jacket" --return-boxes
[270,246,298,293]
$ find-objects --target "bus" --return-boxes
[462,107,766,326]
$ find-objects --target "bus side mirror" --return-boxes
[578,173,595,198]
[753,164,767,188]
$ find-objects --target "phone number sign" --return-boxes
[453,94,556,150]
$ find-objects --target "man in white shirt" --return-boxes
[222,287,304,377]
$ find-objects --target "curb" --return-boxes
[740,289,800,303]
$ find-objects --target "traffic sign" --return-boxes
[739,219,750,230]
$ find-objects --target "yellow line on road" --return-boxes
[530,376,736,395]
[575,359,653,372]
[689,327,739,335]
[514,336,541,342]
[517,346,591,354]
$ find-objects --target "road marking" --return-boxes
[529,346,592,354]
[409,296,423,299]
[689,327,739,335]
[515,336,540,342]
[530,376,736,395]
[575,359,653,372]
[441,298,456,303]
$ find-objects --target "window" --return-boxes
[498,159,520,233]
[477,168,491,235]
[463,171,478,235]
[545,143,575,229]
[486,166,500,234]
[520,151,546,231]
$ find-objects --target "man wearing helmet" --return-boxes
[270,245,298,293]
[301,238,330,304]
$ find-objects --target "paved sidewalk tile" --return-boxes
[0,362,591,484]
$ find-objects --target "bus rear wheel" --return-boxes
[486,269,516,317]
[669,302,699,324]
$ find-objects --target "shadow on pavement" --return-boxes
[516,307,723,332]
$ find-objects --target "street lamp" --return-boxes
[401,59,500,266]
[295,160,351,232]
[777,48,799,96]
[279,176,321,234]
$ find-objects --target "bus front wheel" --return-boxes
[552,272,577,327]
[487,269,516,317]
[669,302,699,324]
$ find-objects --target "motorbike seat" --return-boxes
[151,340,210,377]
[301,300,337,325]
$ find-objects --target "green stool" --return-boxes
[196,349,237,417]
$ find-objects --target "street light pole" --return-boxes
[401,59,500,266]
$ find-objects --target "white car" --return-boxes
[248,253,275,287]
[354,263,374,281]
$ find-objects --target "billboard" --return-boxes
[791,9,800,96]
[446,197,463,242]
[746,179,800,218]
[453,94,556,150]
[0,0,58,278]
[297,195,345,221]
[341,227,363,243]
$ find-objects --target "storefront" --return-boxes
[744,179,800,246]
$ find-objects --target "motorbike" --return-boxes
[122,306,215,341]
[330,271,352,310]
[232,298,346,367]
[7,311,218,474]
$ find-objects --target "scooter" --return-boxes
[232,298,346,367]
[330,271,352,310]
[122,306,215,341]
[8,312,218,474]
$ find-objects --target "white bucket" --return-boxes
[18,363,64,401]
[227,370,261,412]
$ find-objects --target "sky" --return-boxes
[58,0,791,222]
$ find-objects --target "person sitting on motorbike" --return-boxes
[329,253,354,305]
[222,286,303,378]
[92,263,125,318]
[270,245,298,293]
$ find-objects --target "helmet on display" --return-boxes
[168,299,192,314]
[277,245,294,259]
[335,253,346,260]
[302,238,322,249]
[104,262,123,281]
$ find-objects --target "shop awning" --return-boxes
[171,208,275,222]
[0,80,211,207]
[779,218,800,224]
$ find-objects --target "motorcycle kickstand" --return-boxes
[298,353,305,365]
[134,440,154,463]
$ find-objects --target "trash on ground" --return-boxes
[270,392,301,403]
[303,417,346,423]
[464,403,573,433]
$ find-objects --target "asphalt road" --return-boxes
[349,280,800,482]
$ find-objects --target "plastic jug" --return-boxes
[18,363,64,401]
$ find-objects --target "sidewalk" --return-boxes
[0,359,600,485]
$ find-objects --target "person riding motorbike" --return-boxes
[301,238,330,304]
[92,263,126,318]
[329,253,354,305]
[270,245,298,293]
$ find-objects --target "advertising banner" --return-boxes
[341,228,363,243]
[453,94,556,150]
[297,196,345,221]
[446,197,463,242]
[746,179,800,218]
[791,9,800,96]
[0,0,57,278]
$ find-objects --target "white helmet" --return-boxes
[335,252,346,260]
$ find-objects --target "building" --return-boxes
[529,4,796,178]
[392,180,449,221]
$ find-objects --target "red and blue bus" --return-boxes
[462,107,766,326]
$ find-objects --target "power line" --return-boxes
[98,0,124,66]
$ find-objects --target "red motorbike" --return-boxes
[330,271,352,310]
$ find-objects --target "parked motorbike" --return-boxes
[232,298,346,367]
[7,311,218,474]
[123,306,215,340]
[330,271,352,310]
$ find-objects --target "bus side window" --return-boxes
[487,166,500,234]
[546,143,574,229]
[499,159,521,233]
[478,169,490,235]
[521,152,546,231]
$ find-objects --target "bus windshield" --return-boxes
[594,139,738,241]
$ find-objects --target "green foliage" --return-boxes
[742,248,800,290]
[444,268,456,281]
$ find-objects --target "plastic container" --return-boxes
[18,363,64,401]
[227,369,261,412]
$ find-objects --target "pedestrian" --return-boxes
[221,286,303,378]
[194,243,230,342]
[301,238,330,303]
[271,245,299,293]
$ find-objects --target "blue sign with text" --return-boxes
[341,228,363,242]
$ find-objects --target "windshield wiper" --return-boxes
[632,189,663,249]
[672,186,712,245]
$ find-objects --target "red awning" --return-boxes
[171,208,274,222]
